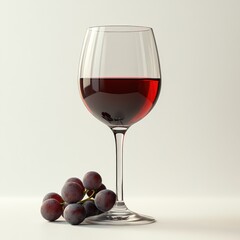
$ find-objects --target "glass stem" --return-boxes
[112,127,127,202]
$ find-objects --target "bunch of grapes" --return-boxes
[40,171,116,225]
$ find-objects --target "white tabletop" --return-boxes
[1,197,240,240]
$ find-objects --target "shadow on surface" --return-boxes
[51,215,240,235]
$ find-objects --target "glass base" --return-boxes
[84,201,155,225]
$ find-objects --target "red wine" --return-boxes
[80,78,161,127]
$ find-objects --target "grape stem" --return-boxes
[80,190,96,204]
[61,190,96,205]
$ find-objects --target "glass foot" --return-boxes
[84,201,155,225]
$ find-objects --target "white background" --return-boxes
[0,0,240,201]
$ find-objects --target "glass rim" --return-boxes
[87,25,153,33]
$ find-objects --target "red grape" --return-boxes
[41,199,63,221]
[95,189,116,212]
[83,200,100,217]
[63,204,86,225]
[42,192,63,203]
[83,171,102,190]
[65,177,84,190]
[61,182,84,203]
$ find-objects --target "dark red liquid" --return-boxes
[80,78,161,127]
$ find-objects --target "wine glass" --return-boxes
[78,25,161,225]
